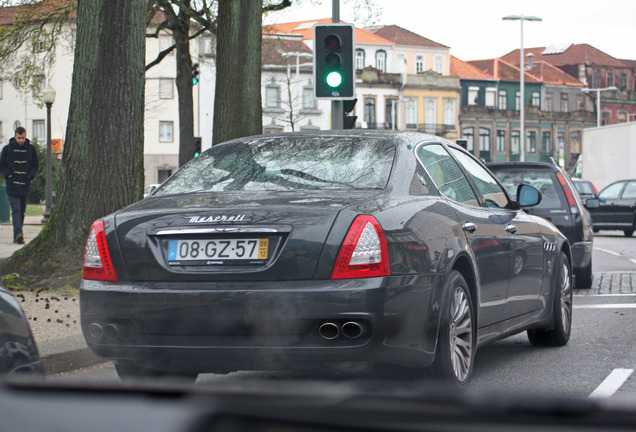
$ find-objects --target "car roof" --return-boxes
[487,161,562,172]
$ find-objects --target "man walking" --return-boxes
[0,127,40,244]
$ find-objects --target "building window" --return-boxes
[479,128,491,161]
[415,55,424,73]
[159,79,174,99]
[496,130,505,153]
[543,131,552,156]
[32,120,45,143]
[485,88,496,108]
[265,85,280,108]
[396,53,406,73]
[355,49,365,70]
[618,111,628,123]
[527,131,537,153]
[560,93,569,112]
[593,71,600,88]
[385,99,395,129]
[498,90,507,110]
[531,91,540,107]
[607,72,614,87]
[433,54,443,74]
[545,93,553,111]
[406,99,417,129]
[364,97,376,128]
[302,86,315,109]
[157,169,173,183]
[468,86,479,106]
[462,127,474,152]
[443,99,456,126]
[510,131,520,161]
[263,124,284,134]
[160,34,174,55]
[621,73,628,88]
[375,50,386,72]
[515,91,520,110]
[159,121,174,142]
[424,98,437,133]
[601,111,611,126]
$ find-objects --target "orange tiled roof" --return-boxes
[262,35,312,66]
[526,61,584,86]
[264,18,391,45]
[501,43,627,68]
[468,58,541,83]
[370,25,447,49]
[0,0,75,25]
[450,56,494,80]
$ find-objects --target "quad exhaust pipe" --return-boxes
[319,321,366,340]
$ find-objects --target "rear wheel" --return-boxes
[574,260,593,289]
[528,252,572,347]
[114,360,198,383]
[430,271,475,387]
[624,229,634,237]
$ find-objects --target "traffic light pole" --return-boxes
[331,0,343,130]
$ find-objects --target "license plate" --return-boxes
[168,238,268,263]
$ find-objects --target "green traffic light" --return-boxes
[326,71,342,88]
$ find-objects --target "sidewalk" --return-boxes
[0,215,105,374]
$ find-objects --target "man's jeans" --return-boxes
[7,194,27,240]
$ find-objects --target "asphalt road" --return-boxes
[51,230,636,399]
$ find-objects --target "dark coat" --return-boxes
[0,137,40,197]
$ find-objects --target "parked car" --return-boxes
[80,131,572,387]
[488,161,597,288]
[571,178,599,201]
[0,285,45,377]
[588,179,636,237]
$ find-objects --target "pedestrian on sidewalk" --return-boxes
[0,127,40,244]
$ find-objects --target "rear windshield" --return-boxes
[157,136,396,194]
[491,169,564,210]
[574,181,595,195]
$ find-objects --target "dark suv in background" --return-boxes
[488,161,598,288]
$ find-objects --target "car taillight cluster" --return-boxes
[556,173,577,207]
[82,220,118,281]
[331,215,390,279]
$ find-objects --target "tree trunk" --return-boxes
[213,0,262,145]
[0,0,146,276]
[174,1,195,167]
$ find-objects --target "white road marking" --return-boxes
[630,259,636,265]
[574,304,636,309]
[575,293,636,297]
[589,368,634,398]
[594,247,622,256]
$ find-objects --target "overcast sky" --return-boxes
[265,0,635,62]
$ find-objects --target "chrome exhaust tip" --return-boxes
[319,322,340,340]
[342,321,365,339]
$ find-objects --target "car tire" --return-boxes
[430,271,475,387]
[114,360,198,383]
[528,252,572,347]
[624,229,634,237]
[574,261,593,289]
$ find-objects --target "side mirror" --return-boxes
[599,197,607,204]
[585,198,600,209]
[517,184,542,207]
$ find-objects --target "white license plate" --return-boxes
[168,238,268,262]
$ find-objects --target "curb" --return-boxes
[37,333,107,375]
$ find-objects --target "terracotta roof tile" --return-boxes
[370,25,447,48]
[262,35,312,66]
[526,61,584,86]
[468,58,541,83]
[264,18,391,45]
[501,43,627,68]
[450,56,494,80]
[0,0,75,25]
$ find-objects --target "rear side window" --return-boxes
[574,181,595,195]
[157,137,396,194]
[622,181,636,199]
[600,182,625,200]
[491,169,563,210]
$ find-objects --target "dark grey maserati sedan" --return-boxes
[80,131,572,386]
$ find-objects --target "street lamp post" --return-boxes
[581,86,617,127]
[503,14,542,162]
[41,85,56,224]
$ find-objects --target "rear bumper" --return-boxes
[80,275,442,374]
[570,241,592,271]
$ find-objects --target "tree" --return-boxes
[212,0,263,144]
[0,0,146,280]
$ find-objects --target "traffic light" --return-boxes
[343,98,357,129]
[313,24,355,99]
[192,63,200,85]
[193,136,201,157]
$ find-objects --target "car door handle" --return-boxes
[505,225,518,234]
[462,222,477,233]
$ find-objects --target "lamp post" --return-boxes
[581,86,617,127]
[503,14,542,162]
[41,85,56,224]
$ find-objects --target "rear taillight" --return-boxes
[82,220,117,281]
[331,215,390,279]
[557,173,577,206]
